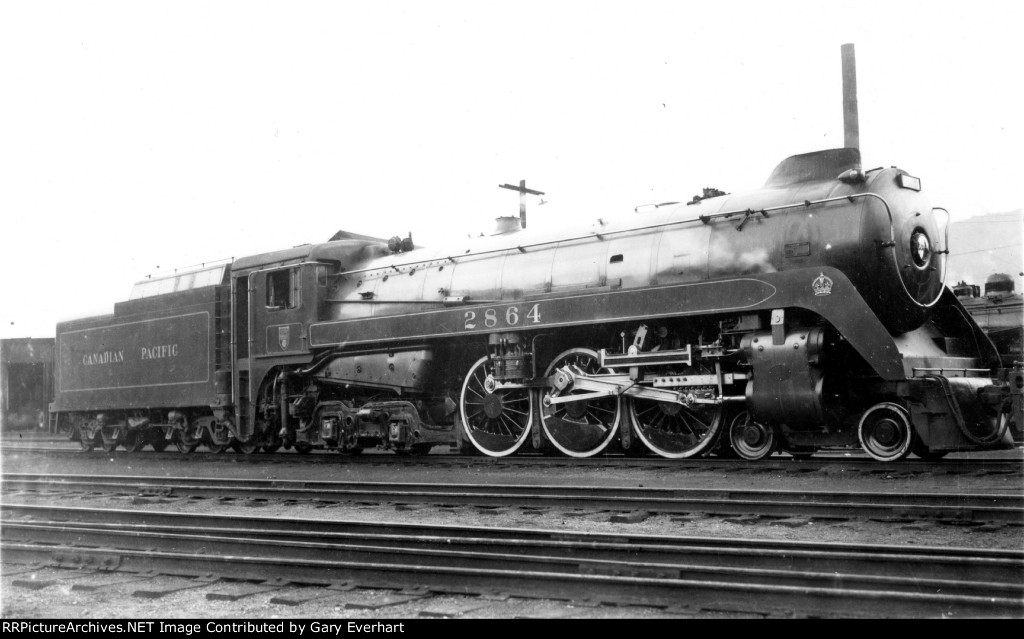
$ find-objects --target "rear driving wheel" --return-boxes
[459,355,534,457]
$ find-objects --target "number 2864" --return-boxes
[464,304,542,330]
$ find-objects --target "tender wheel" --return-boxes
[100,429,120,453]
[174,428,200,454]
[262,444,282,453]
[728,411,776,460]
[78,428,96,452]
[629,399,723,459]
[293,441,313,454]
[859,402,913,462]
[207,422,232,454]
[540,348,621,457]
[148,430,169,452]
[124,431,147,453]
[459,355,534,457]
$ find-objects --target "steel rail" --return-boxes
[4,441,1021,474]
[4,473,1023,522]
[2,504,1021,618]
[4,442,1019,471]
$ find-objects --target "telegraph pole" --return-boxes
[499,180,545,229]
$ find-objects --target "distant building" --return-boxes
[0,338,54,431]
[953,274,1023,366]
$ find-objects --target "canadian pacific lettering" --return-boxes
[141,344,179,360]
[82,350,124,365]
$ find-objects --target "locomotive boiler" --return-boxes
[53,147,1023,461]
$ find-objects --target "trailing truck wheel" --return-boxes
[459,355,534,457]
[728,411,776,460]
[630,399,724,459]
[540,348,621,458]
[858,402,913,462]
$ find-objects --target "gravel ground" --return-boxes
[2,441,1022,619]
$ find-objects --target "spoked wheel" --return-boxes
[728,411,776,460]
[100,429,120,453]
[859,402,913,462]
[540,348,621,457]
[460,355,534,457]
[124,431,147,452]
[629,399,723,459]
[175,428,201,454]
[293,441,313,454]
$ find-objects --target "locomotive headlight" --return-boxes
[910,229,932,268]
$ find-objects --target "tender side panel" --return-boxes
[54,290,219,412]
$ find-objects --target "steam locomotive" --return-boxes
[53,148,1023,461]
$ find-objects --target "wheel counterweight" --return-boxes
[630,398,723,459]
[540,348,622,457]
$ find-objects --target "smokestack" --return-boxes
[841,43,860,151]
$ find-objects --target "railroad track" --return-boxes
[3,442,1023,475]
[2,503,1021,618]
[4,473,1023,523]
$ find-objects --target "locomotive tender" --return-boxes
[53,148,1023,461]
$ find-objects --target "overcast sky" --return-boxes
[1,1,1021,339]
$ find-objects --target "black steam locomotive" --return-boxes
[53,148,1023,461]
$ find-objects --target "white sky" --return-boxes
[1,0,1021,339]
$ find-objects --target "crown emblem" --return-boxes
[812,272,833,296]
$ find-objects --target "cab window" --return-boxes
[266,268,299,309]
